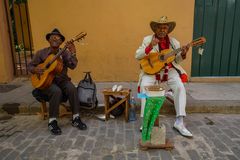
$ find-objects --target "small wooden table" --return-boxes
[102,88,131,122]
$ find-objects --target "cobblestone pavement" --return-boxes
[0,113,240,160]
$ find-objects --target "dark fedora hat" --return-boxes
[46,28,65,42]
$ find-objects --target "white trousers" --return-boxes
[140,68,186,117]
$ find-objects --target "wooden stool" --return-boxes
[38,102,72,120]
[32,89,71,120]
[102,88,131,122]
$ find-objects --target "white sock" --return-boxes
[175,116,184,125]
[73,114,79,120]
[49,118,56,123]
[140,117,143,127]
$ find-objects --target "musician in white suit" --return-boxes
[135,16,193,137]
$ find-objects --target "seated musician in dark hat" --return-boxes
[28,28,87,135]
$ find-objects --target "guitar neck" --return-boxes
[45,45,68,69]
[164,43,192,59]
[164,47,183,59]
[43,32,87,69]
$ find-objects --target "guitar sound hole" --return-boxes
[159,55,165,61]
[46,63,51,69]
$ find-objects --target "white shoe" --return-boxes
[112,85,118,91]
[95,114,115,121]
[173,123,193,138]
[117,85,123,91]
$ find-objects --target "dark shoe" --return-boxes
[72,116,87,130]
[48,120,62,135]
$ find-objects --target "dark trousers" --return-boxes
[41,81,79,118]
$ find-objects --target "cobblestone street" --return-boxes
[0,113,240,160]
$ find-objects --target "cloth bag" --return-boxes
[77,72,98,109]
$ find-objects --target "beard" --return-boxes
[157,32,167,38]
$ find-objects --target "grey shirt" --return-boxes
[28,47,78,84]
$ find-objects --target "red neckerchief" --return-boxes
[155,35,171,82]
[156,35,170,50]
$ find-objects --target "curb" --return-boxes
[1,101,240,116]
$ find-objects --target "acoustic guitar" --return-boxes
[31,32,87,89]
[139,37,206,74]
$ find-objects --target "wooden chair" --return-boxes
[32,89,72,120]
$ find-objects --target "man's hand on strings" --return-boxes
[181,45,190,59]
[66,41,76,54]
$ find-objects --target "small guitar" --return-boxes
[139,37,206,74]
[31,32,87,89]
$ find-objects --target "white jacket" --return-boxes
[135,35,187,86]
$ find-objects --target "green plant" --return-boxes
[15,43,24,52]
